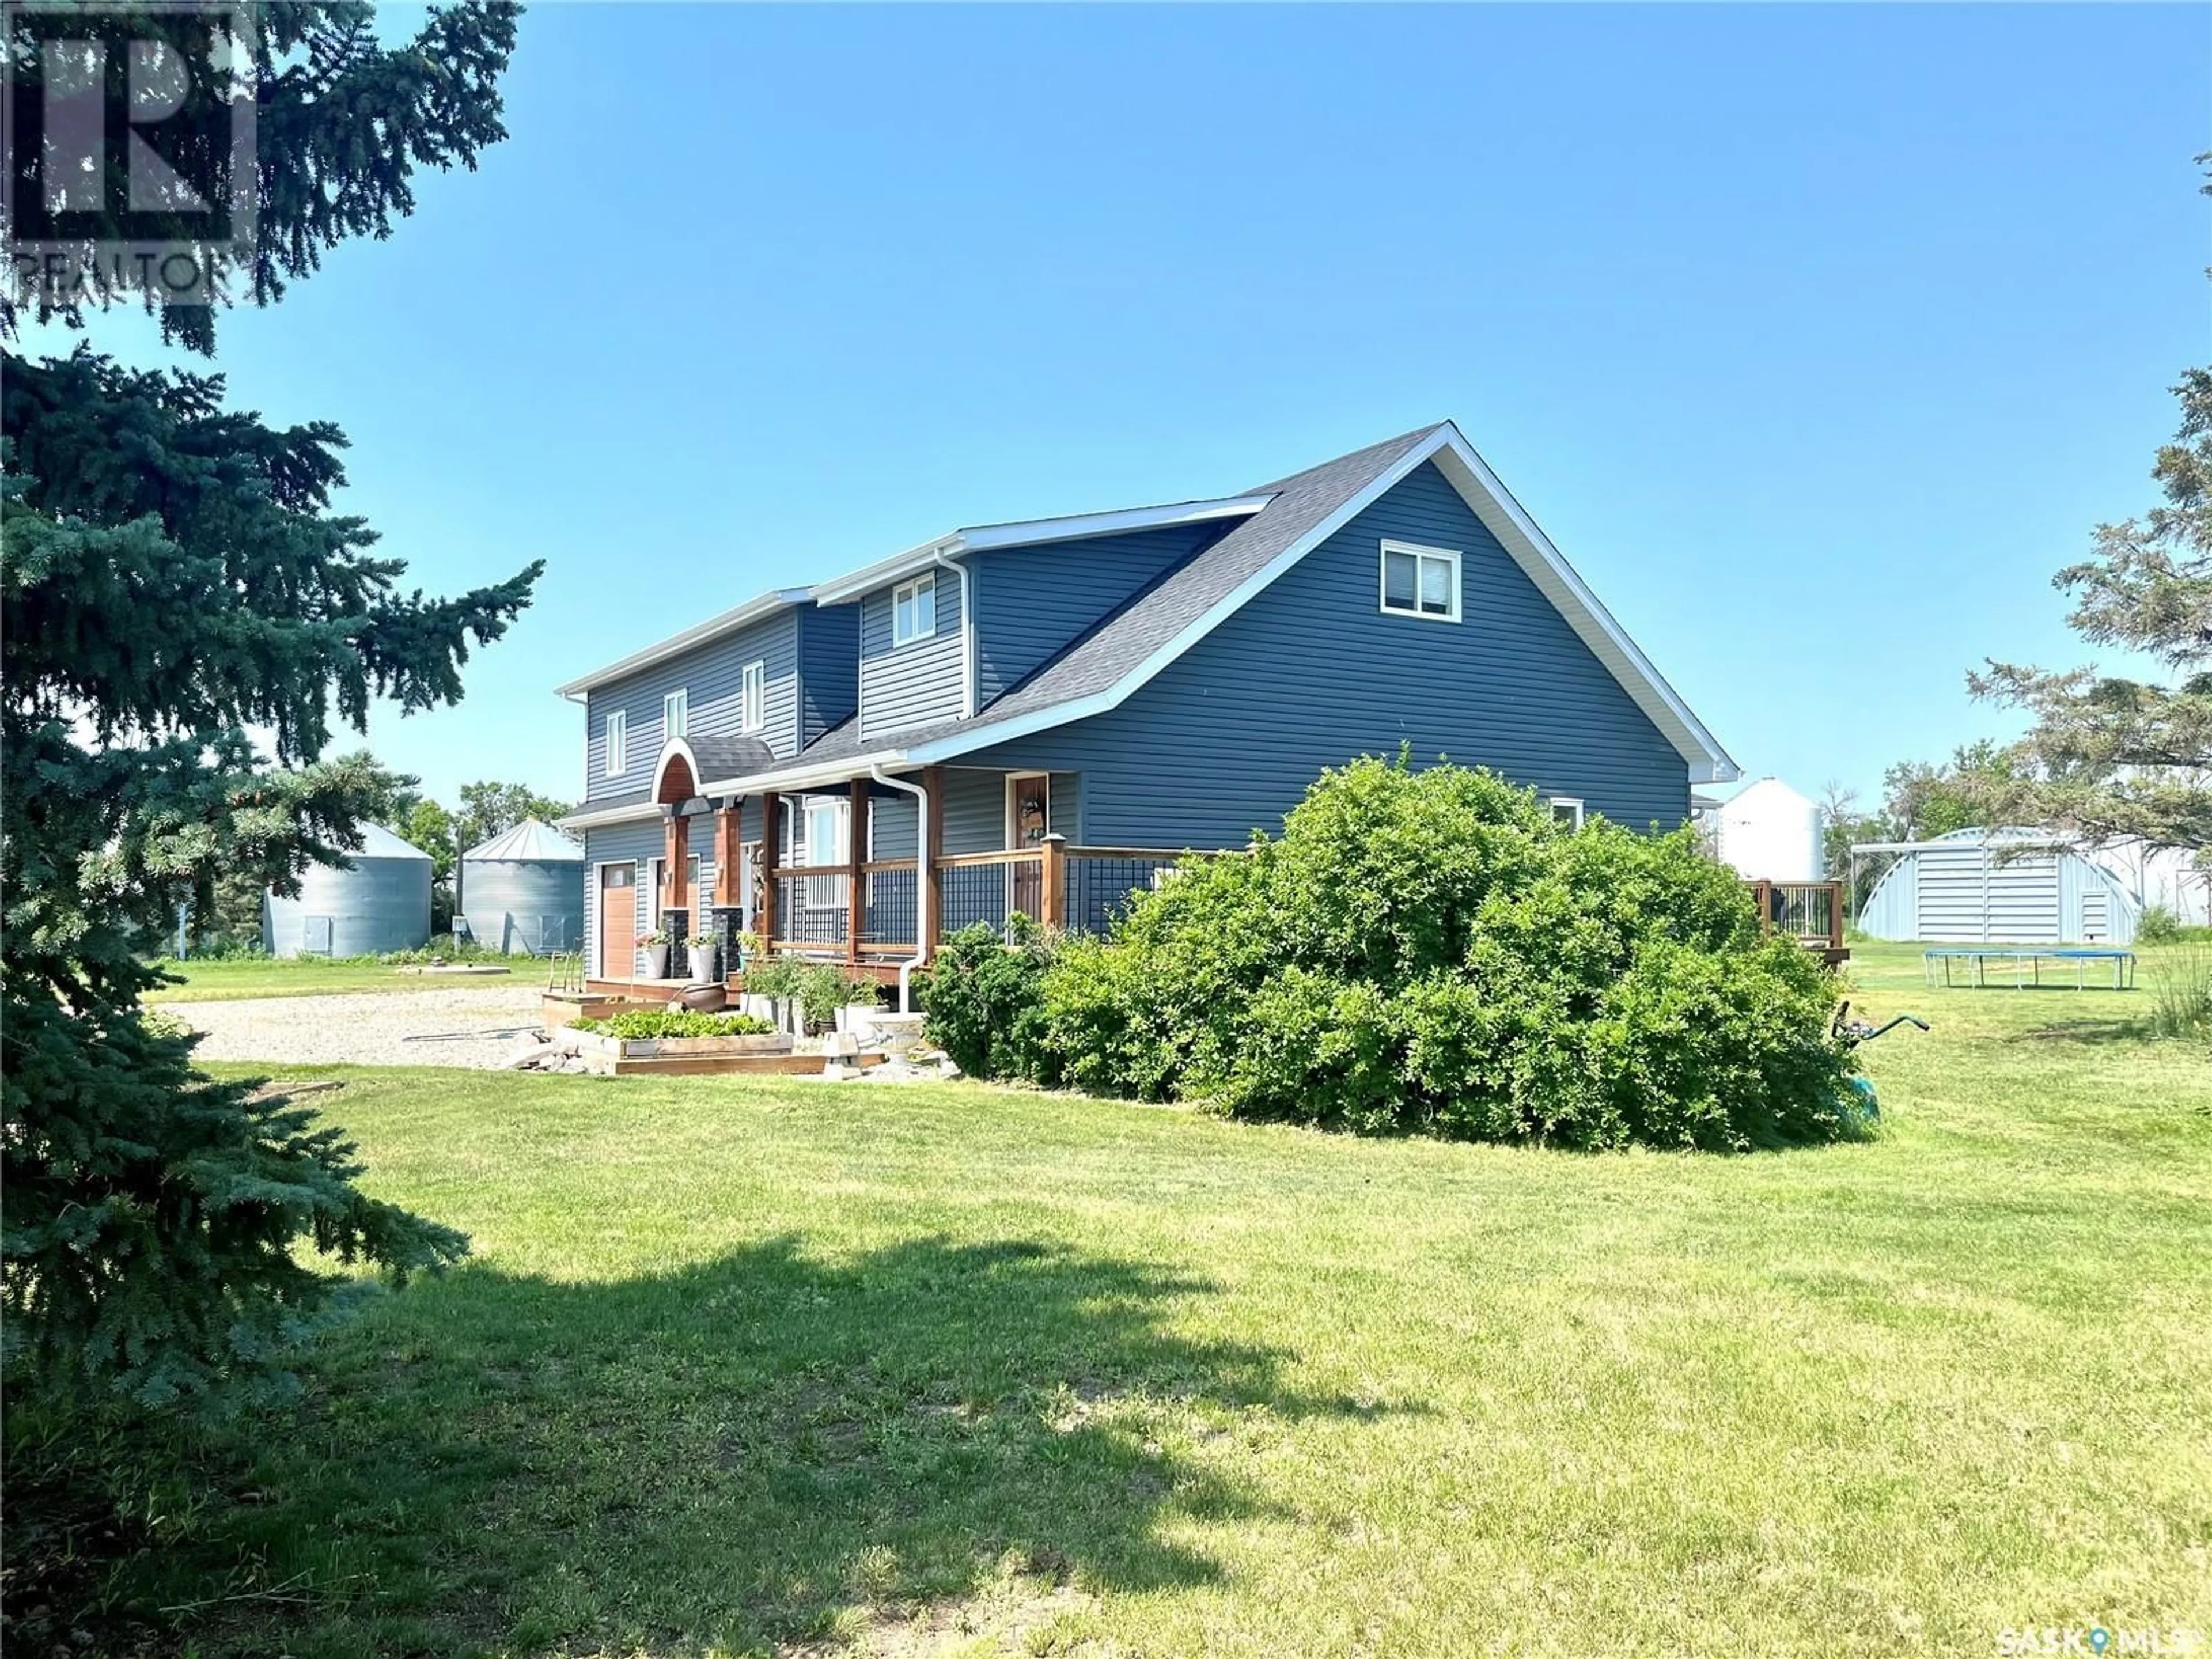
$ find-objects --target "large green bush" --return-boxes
[915,916,1055,1079]
[1024,757,1854,1151]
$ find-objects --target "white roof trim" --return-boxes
[558,800,661,831]
[808,495,1272,606]
[902,423,1739,784]
[554,588,813,700]
[695,750,912,798]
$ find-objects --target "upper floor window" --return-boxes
[740,661,767,733]
[662,688,688,739]
[1380,540,1460,622]
[1548,797,1585,832]
[604,709,628,777]
[892,573,937,646]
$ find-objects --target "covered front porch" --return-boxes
[591,751,1205,995]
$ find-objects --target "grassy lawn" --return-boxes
[142,941,2211,1656]
[144,957,519,1002]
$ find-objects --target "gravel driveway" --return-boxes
[166,984,551,1070]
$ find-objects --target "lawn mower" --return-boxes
[1832,999,1929,1121]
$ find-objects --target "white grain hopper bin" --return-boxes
[1715,777,1823,883]
[262,822,433,957]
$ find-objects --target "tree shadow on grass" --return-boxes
[2005,1015,2149,1046]
[180,1234,1396,1657]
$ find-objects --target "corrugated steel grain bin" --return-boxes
[262,823,433,957]
[459,818,585,955]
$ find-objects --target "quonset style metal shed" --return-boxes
[262,823,434,957]
[1855,827,2141,945]
[458,818,586,955]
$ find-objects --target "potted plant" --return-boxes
[685,929,721,985]
[638,927,672,982]
[734,930,763,970]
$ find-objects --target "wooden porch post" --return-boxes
[662,808,691,917]
[847,777,868,964]
[758,793,780,945]
[1040,832,1067,932]
[923,764,944,955]
[713,797,743,907]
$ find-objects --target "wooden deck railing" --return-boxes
[762,839,1213,960]
[1747,879,1847,961]
[760,849,1849,967]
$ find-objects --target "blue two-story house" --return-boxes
[556,421,1738,994]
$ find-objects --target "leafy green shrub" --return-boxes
[1024,756,1854,1153]
[2146,945,2212,1042]
[915,915,1055,1079]
[2137,904,2183,946]
[738,955,874,1032]
[571,1010,775,1039]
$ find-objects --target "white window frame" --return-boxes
[892,572,937,647]
[604,709,628,777]
[1378,539,1461,623]
[740,660,767,733]
[1548,796,1585,832]
[662,687,688,740]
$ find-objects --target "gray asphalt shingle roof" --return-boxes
[743,423,1448,781]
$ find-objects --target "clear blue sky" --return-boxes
[63,2,2212,814]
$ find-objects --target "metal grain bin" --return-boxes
[262,822,433,957]
[458,818,585,955]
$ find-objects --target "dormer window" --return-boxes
[1380,540,1460,622]
[892,573,937,646]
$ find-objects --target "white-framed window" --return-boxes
[662,687,688,740]
[801,796,848,866]
[740,660,766,733]
[892,573,937,646]
[1548,796,1585,832]
[1379,540,1460,622]
[604,709,628,777]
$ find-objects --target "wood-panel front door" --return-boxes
[599,863,636,976]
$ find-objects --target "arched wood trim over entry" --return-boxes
[652,739,700,806]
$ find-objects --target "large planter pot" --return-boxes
[644,943,671,981]
[688,944,719,984]
[680,983,728,1013]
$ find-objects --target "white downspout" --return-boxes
[870,764,930,1011]
[930,546,976,718]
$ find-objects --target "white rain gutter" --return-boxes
[870,764,930,1011]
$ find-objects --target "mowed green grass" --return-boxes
[145,957,519,1002]
[168,942,2210,1657]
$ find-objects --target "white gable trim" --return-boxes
[903,424,1738,783]
[555,589,812,700]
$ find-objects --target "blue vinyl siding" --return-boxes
[971,524,1226,706]
[962,461,1689,847]
[858,573,966,740]
[583,611,801,801]
[940,768,1003,854]
[797,604,859,747]
[870,789,919,860]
